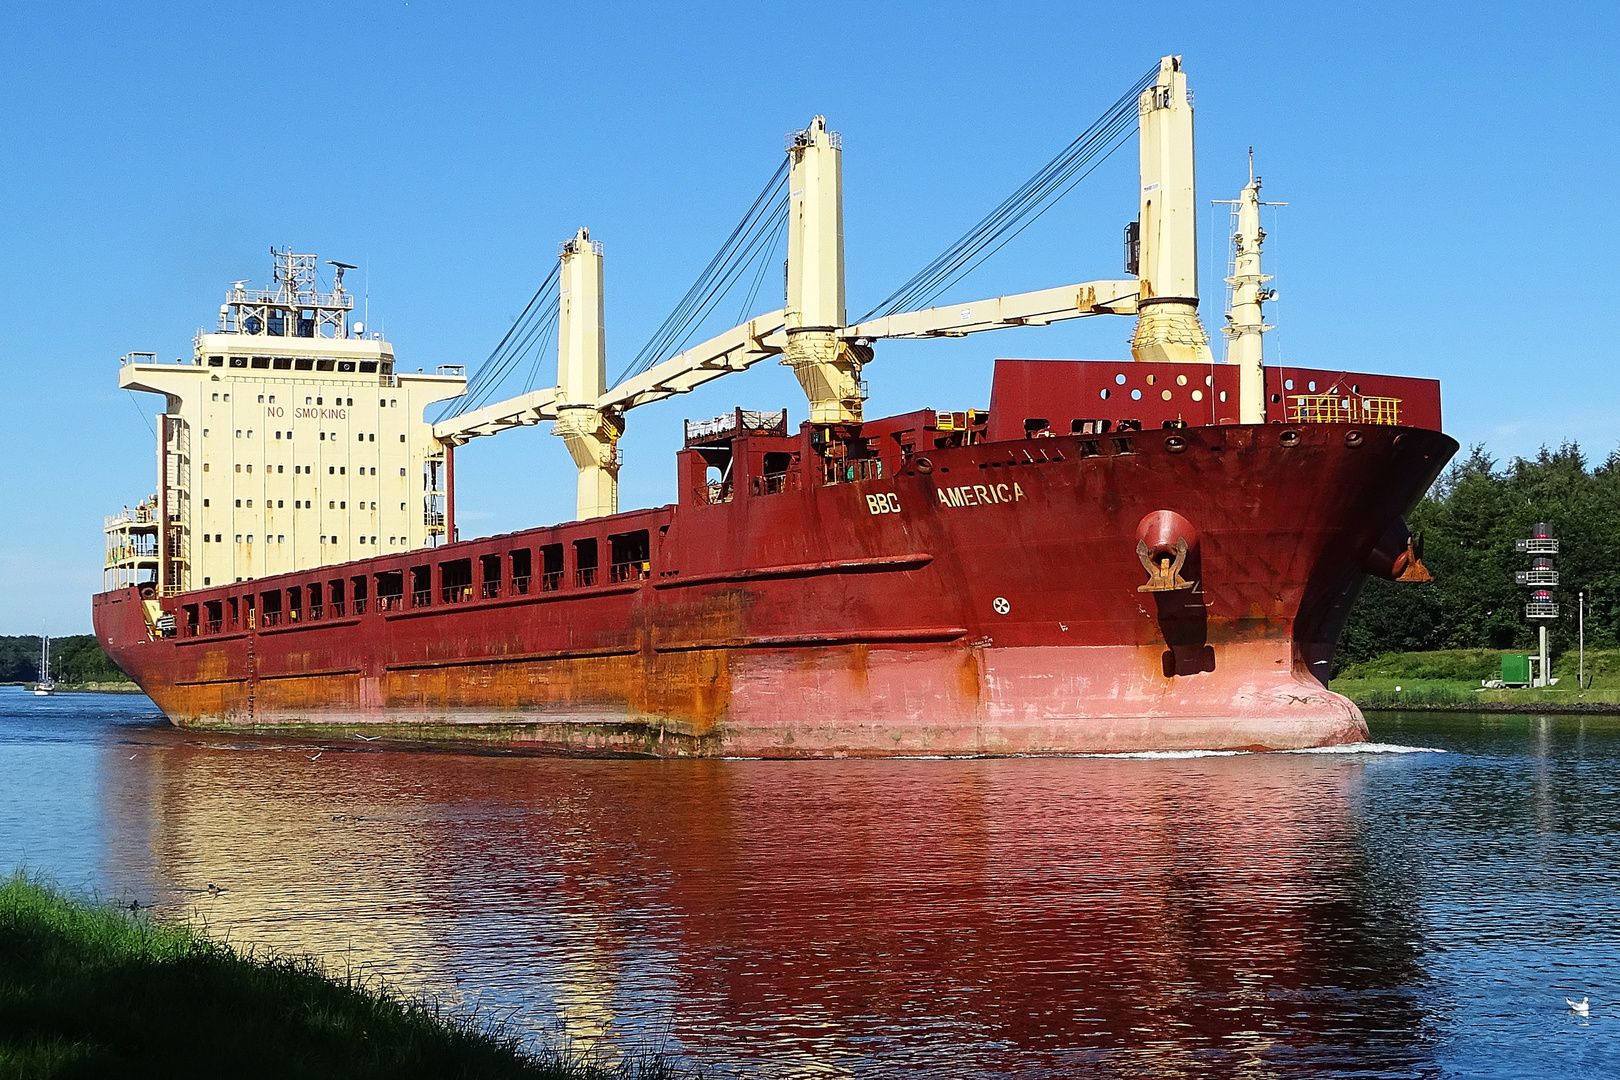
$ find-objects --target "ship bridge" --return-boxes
[113,249,465,596]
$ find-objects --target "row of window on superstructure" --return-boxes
[211,430,396,442]
[206,355,391,374]
[207,392,401,407]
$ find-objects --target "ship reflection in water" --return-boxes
[88,727,1449,1077]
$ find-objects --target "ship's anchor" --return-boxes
[1394,532,1433,583]
[1137,537,1195,593]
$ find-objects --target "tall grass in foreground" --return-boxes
[0,876,692,1080]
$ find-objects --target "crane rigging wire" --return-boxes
[857,64,1159,324]
[614,157,791,387]
[436,264,561,422]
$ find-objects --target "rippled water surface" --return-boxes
[3,688,1618,1077]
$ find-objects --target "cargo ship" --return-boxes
[93,58,1454,755]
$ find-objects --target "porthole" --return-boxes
[1114,373,1127,385]
[1280,429,1301,447]
[1131,389,1142,401]
[1284,379,1295,390]
[1100,388,1112,400]
[1191,390,1203,402]
[1145,373,1156,385]
[1161,389,1172,401]
[1345,431,1364,447]
[1176,374,1188,386]
[1165,435,1187,453]
[1307,380,1317,392]
[915,457,933,474]
[1219,391,1228,402]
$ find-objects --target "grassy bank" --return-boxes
[1332,648,1620,712]
[0,876,690,1079]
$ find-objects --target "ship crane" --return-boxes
[434,56,1244,522]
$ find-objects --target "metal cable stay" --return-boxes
[858,63,1158,323]
[437,61,1161,438]
[434,263,561,422]
[615,156,792,387]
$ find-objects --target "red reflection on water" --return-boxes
[106,742,1427,1076]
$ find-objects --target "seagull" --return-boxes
[308,751,323,761]
[351,733,381,742]
[1568,997,1590,1016]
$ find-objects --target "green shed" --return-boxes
[1502,653,1531,687]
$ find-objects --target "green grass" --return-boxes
[1332,648,1620,710]
[0,876,692,1080]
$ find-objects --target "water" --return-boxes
[3,687,1618,1077]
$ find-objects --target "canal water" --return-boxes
[3,688,1617,1077]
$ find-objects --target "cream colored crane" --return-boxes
[433,55,1245,522]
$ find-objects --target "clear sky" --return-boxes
[3,1,1616,635]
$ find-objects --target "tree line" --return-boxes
[1338,442,1620,669]
[0,635,128,684]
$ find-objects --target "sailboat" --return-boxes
[34,631,56,696]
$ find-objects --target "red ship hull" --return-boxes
[94,364,1456,756]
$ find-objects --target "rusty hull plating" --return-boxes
[94,358,1456,756]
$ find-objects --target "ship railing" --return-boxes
[261,611,282,628]
[540,571,563,592]
[823,458,884,485]
[413,589,433,607]
[751,471,798,496]
[308,604,323,620]
[703,481,734,504]
[330,600,346,617]
[353,598,369,615]
[575,567,598,587]
[204,619,222,635]
[684,409,788,445]
[512,574,532,595]
[1286,394,1402,426]
[377,596,402,613]
[609,560,650,584]
[441,585,472,604]
[480,580,501,599]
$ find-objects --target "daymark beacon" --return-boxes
[104,251,465,599]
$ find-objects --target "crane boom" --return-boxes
[432,278,1139,447]
[598,309,788,413]
[841,281,1139,341]
[433,387,558,446]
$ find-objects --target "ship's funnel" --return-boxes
[1131,56,1213,365]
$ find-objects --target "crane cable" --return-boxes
[858,64,1159,324]
[436,264,561,422]
[614,157,791,387]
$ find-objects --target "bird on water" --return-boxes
[1568,997,1590,1016]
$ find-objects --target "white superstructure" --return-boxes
[109,250,464,595]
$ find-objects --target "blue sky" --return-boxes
[3,1,1616,634]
